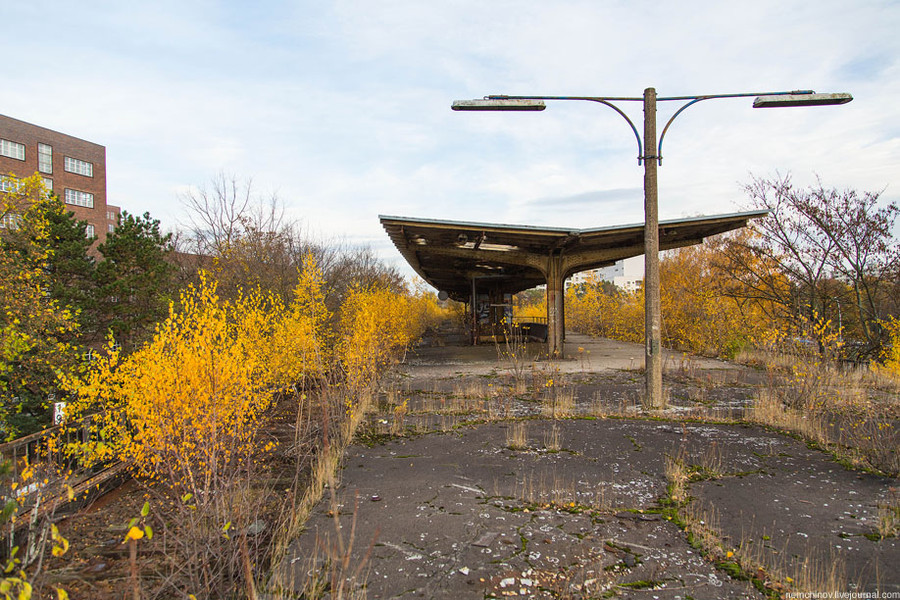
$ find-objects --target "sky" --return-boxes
[3,1,899,279]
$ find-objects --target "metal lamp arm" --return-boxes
[487,95,644,164]
[579,98,644,165]
[657,96,716,165]
[486,89,827,167]
[656,90,819,164]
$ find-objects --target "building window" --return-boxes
[0,139,25,161]
[0,212,21,229]
[0,176,19,193]
[64,188,94,208]
[85,224,95,238]
[108,223,115,233]
[42,177,53,191]
[64,156,93,177]
[38,144,53,174]
[106,210,118,221]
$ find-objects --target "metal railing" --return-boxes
[511,316,548,325]
[1,414,126,549]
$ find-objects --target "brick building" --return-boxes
[0,114,119,245]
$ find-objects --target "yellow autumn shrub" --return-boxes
[514,296,547,321]
[265,254,333,389]
[566,282,643,344]
[64,274,324,481]
[877,316,900,378]
[61,254,431,485]
[338,285,414,391]
[61,277,275,487]
[659,244,777,357]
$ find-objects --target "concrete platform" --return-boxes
[277,335,898,598]
[406,332,740,376]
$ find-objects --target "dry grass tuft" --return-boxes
[875,488,900,539]
[590,389,639,418]
[289,490,375,600]
[665,448,690,505]
[543,382,576,418]
[543,423,561,452]
[510,472,613,512]
[506,421,528,450]
[750,384,900,476]
[390,399,408,436]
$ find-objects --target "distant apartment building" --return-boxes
[568,255,644,292]
[0,114,119,245]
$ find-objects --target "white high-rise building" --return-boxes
[568,255,644,292]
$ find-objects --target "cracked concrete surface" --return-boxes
[277,335,898,598]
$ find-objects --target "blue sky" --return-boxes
[4,1,899,276]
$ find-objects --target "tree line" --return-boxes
[2,172,443,597]
[0,173,415,438]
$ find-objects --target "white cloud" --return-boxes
[3,0,899,281]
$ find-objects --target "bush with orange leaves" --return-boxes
[566,277,644,345]
[566,239,782,358]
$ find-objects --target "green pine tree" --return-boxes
[95,211,175,352]
[39,198,98,343]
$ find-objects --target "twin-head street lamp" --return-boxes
[452,88,852,409]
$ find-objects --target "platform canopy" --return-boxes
[380,210,768,302]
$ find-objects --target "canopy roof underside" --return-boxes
[380,211,767,302]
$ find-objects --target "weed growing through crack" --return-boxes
[543,423,561,452]
[664,448,690,505]
[694,441,725,479]
[874,488,900,539]
[590,389,640,418]
[495,322,531,386]
[513,376,530,398]
[292,489,376,600]
[542,377,575,418]
[390,400,408,436]
[507,472,615,513]
[663,442,852,598]
[506,421,528,450]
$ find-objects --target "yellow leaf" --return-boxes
[124,526,144,542]
[18,580,32,600]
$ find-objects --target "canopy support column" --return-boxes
[546,258,565,357]
[470,277,477,345]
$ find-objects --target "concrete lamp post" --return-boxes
[452,88,852,409]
